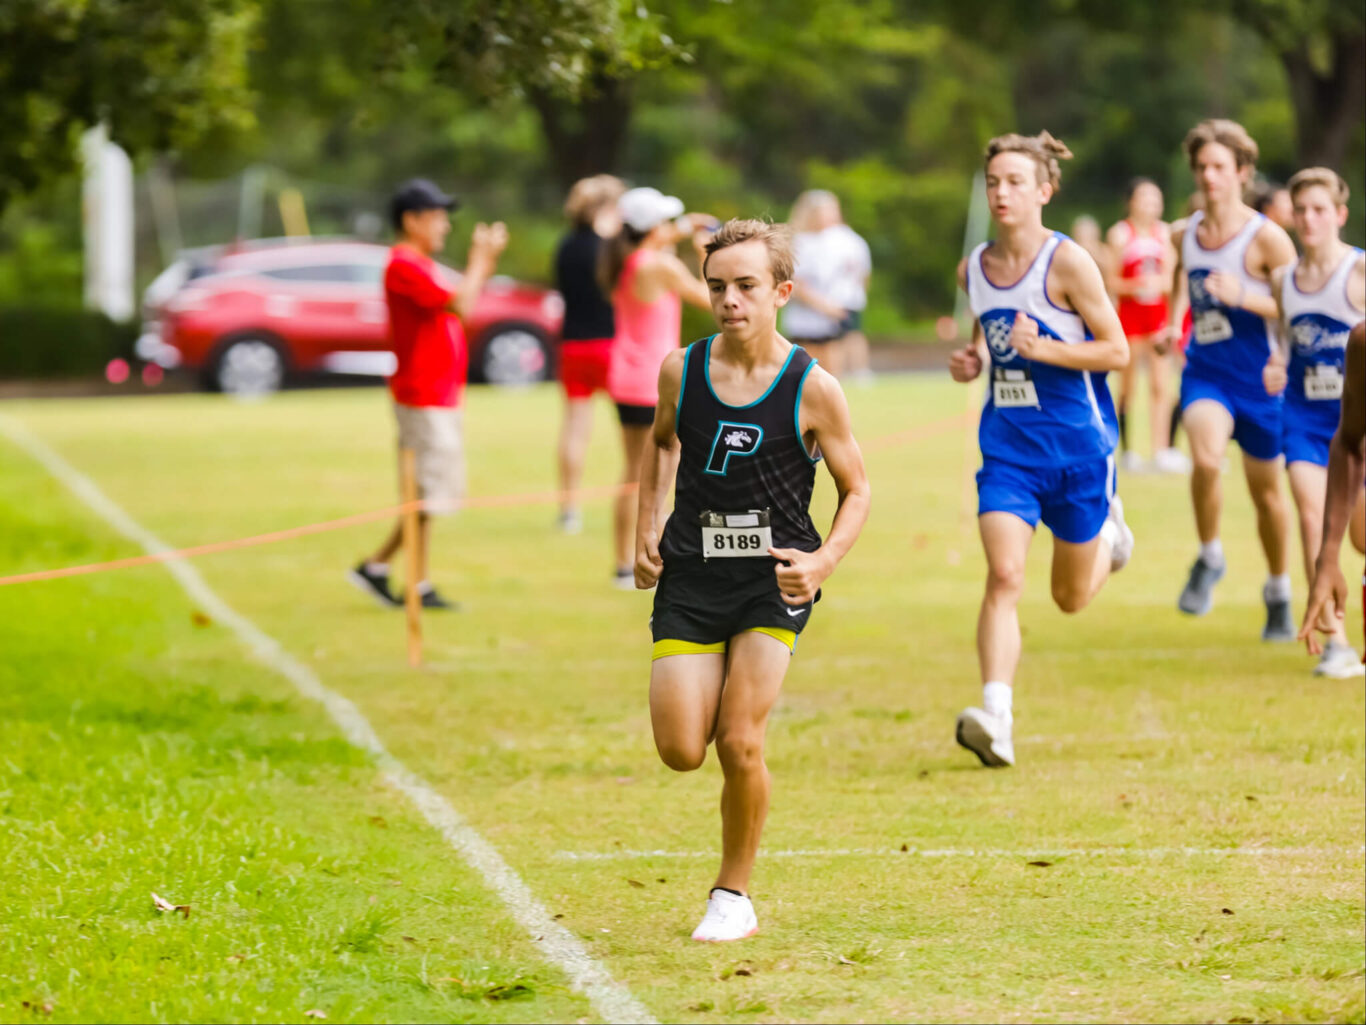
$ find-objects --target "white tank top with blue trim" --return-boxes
[966,231,1118,468]
[1282,247,1364,425]
[1182,210,1275,395]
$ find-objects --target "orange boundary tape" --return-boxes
[0,413,969,589]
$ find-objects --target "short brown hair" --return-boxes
[984,131,1073,191]
[1288,166,1350,207]
[564,174,625,227]
[702,219,795,284]
[1184,119,1258,169]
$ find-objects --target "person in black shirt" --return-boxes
[554,175,625,533]
[634,219,871,942]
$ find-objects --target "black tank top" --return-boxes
[660,337,823,562]
[554,227,615,341]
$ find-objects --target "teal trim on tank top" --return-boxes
[702,334,798,410]
[793,356,820,464]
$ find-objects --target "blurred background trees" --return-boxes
[1,0,1361,339]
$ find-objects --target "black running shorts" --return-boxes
[650,557,819,646]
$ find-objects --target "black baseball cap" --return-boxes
[390,178,459,230]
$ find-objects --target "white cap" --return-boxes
[618,187,685,233]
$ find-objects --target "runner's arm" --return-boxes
[1222,222,1296,321]
[1018,240,1128,372]
[949,259,985,382]
[634,349,686,588]
[1263,266,1289,396]
[1300,323,1366,650]
[1162,221,1188,354]
[769,367,871,604]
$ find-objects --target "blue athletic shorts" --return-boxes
[1180,374,1282,462]
[977,454,1115,544]
[1282,416,1334,467]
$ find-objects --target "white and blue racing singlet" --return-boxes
[1282,247,1365,431]
[967,232,1118,467]
[1182,210,1275,394]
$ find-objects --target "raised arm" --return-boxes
[642,249,711,311]
[768,367,871,604]
[453,222,509,321]
[1011,240,1128,372]
[633,348,687,589]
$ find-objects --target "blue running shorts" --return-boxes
[977,454,1114,544]
[1180,374,1282,462]
[1282,415,1334,467]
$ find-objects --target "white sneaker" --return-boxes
[557,509,583,535]
[955,707,1015,767]
[1153,447,1191,474]
[1313,639,1366,679]
[691,889,758,942]
[1106,494,1135,573]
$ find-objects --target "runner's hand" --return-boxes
[1009,311,1044,360]
[1205,270,1242,307]
[949,345,982,382]
[635,532,664,590]
[1153,325,1177,356]
[1298,560,1348,656]
[1263,349,1287,396]
[768,546,831,605]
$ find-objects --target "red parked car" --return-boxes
[138,239,564,394]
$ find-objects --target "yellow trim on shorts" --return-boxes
[651,627,797,661]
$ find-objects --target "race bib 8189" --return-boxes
[700,509,773,558]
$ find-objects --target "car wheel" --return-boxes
[477,325,550,387]
[213,336,286,396]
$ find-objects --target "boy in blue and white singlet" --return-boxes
[948,131,1133,769]
[1166,119,1297,638]
[1263,167,1366,678]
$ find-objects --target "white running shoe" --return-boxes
[557,509,583,535]
[1313,639,1366,679]
[1153,447,1191,474]
[1120,450,1146,474]
[691,889,758,942]
[955,707,1015,767]
[1106,494,1135,573]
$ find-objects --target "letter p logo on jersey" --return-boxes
[705,421,764,476]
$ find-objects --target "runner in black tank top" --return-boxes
[660,335,822,564]
[632,219,870,943]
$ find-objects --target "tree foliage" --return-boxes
[0,0,258,210]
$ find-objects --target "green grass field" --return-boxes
[2,376,1363,1024]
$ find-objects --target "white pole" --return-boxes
[952,169,989,333]
[81,124,136,322]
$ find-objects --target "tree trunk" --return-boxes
[1279,34,1365,169]
[528,72,633,191]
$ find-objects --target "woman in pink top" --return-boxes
[599,187,713,587]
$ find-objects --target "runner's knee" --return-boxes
[986,559,1026,596]
[714,729,764,775]
[655,737,706,772]
[1051,579,1091,614]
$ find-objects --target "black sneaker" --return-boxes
[1177,556,1225,615]
[418,585,460,611]
[1261,593,1295,642]
[348,563,399,608]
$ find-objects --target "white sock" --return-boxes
[1264,573,1291,602]
[1100,519,1120,550]
[364,561,389,575]
[1199,539,1224,568]
[983,680,1013,721]
[416,580,433,595]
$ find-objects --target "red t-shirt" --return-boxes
[385,245,466,408]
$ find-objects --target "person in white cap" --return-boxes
[599,187,717,588]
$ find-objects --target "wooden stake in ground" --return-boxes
[399,448,422,667]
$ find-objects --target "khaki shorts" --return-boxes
[394,403,466,515]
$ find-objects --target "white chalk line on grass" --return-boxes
[556,845,1366,862]
[0,416,655,1025]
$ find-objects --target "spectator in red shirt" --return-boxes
[349,179,508,609]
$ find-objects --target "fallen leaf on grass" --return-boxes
[1245,795,1258,802]
[191,611,213,627]
[838,955,859,966]
[900,844,909,852]
[368,815,387,828]
[626,879,645,889]
[1221,908,1235,915]
[401,936,417,943]
[1026,861,1053,868]
[151,892,191,917]
[734,968,752,977]
[553,913,564,919]
[21,1001,54,1015]
[226,953,248,962]
[303,1011,326,1019]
